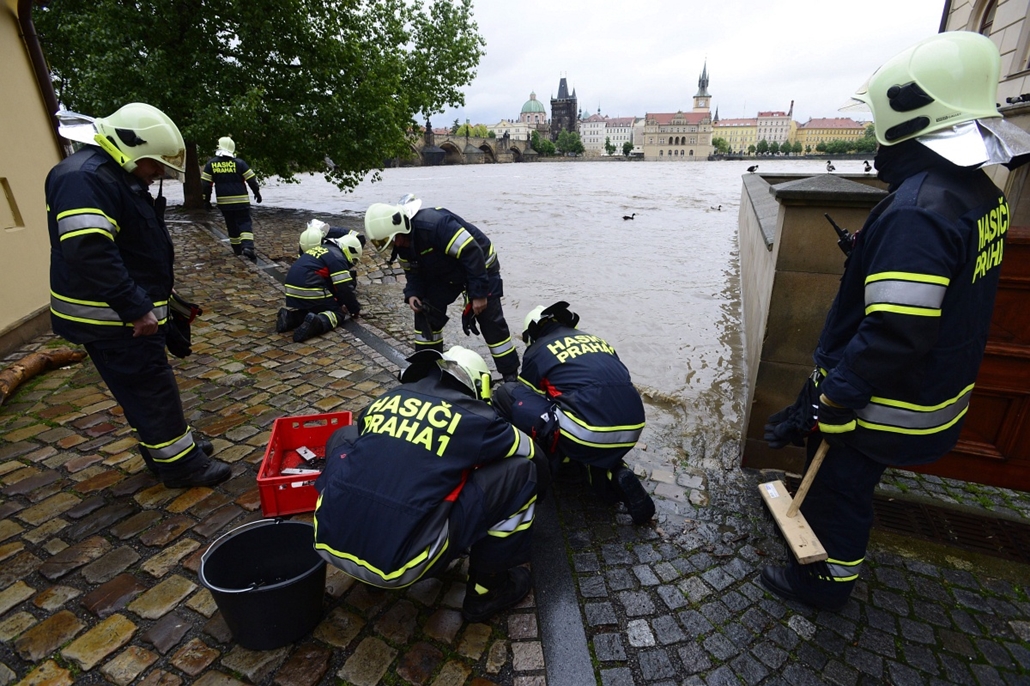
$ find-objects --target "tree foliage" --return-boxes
[756,139,769,155]
[604,136,616,156]
[531,131,556,156]
[622,141,633,157]
[35,0,485,206]
[711,137,729,154]
[556,130,584,156]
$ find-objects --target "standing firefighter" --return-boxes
[276,220,363,343]
[493,302,654,524]
[201,136,262,260]
[761,31,1030,610]
[363,195,520,381]
[313,347,538,622]
[47,103,231,489]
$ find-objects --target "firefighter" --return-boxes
[201,136,262,260]
[363,195,520,381]
[47,103,230,489]
[276,220,363,343]
[493,302,655,524]
[313,346,538,622]
[762,31,1030,610]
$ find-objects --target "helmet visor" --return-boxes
[370,235,394,253]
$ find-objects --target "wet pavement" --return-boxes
[0,206,1027,685]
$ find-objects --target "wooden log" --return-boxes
[0,348,88,407]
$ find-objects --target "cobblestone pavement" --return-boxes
[0,206,1028,686]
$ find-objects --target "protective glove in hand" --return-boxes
[817,395,857,445]
[254,191,263,204]
[763,376,820,449]
[461,302,480,336]
[166,293,203,359]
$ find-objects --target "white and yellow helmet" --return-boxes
[216,136,236,157]
[440,346,492,401]
[329,231,364,263]
[299,220,328,253]
[61,103,186,181]
[843,31,1001,147]
[363,194,422,253]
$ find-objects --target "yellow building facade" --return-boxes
[794,118,869,152]
[641,63,714,161]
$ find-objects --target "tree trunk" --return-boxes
[0,349,88,407]
[182,140,204,209]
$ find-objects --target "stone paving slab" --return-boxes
[1,206,1028,685]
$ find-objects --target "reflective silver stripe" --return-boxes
[507,427,536,459]
[331,271,353,286]
[200,172,212,182]
[484,247,497,269]
[240,232,254,241]
[242,170,256,180]
[825,558,862,581]
[57,211,118,239]
[856,387,972,432]
[217,195,249,204]
[51,293,168,326]
[316,521,449,589]
[445,229,474,258]
[555,408,643,447]
[865,280,946,310]
[141,428,195,463]
[286,285,332,299]
[324,311,338,327]
[487,337,516,358]
[488,498,536,537]
[414,329,444,345]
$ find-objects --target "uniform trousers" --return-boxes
[84,332,205,478]
[219,205,254,254]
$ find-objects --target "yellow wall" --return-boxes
[0,2,61,351]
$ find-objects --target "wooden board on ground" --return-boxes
[759,479,828,564]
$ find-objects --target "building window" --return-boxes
[979,0,996,36]
[659,150,664,157]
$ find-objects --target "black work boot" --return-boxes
[195,437,214,457]
[163,459,231,489]
[293,312,329,343]
[612,466,656,525]
[760,563,851,611]
[242,247,257,262]
[462,567,532,623]
[276,308,294,333]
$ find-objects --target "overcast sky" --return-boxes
[432,0,947,129]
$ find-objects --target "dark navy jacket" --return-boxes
[46,147,174,343]
[519,323,645,459]
[396,207,500,301]
[816,146,1007,465]
[313,370,535,587]
[200,156,258,206]
[284,243,360,315]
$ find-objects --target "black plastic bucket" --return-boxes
[199,518,326,650]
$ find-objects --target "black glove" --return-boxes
[166,293,203,359]
[817,396,857,446]
[254,191,263,204]
[461,302,480,336]
[763,375,820,449]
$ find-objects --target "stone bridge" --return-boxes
[402,131,538,165]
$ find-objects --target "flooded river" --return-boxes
[169,158,854,471]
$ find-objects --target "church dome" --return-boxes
[521,92,545,114]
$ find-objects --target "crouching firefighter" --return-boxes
[313,346,539,623]
[493,302,654,524]
[276,220,363,343]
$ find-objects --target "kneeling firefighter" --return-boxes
[313,346,539,622]
[493,301,655,524]
[276,220,363,343]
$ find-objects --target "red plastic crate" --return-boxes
[257,411,352,517]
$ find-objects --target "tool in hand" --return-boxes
[824,213,855,256]
[758,439,829,564]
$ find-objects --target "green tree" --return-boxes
[556,129,583,155]
[36,0,486,207]
[769,141,780,155]
[756,139,769,155]
[816,141,827,153]
[451,119,461,135]
[711,137,729,154]
[805,144,812,155]
[793,141,803,155]
[622,141,634,157]
[604,136,616,156]
[748,144,757,155]
[531,130,556,156]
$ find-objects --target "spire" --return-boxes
[557,77,570,100]
[788,99,794,118]
[714,106,720,123]
[695,60,710,98]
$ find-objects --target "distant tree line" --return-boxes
[712,125,877,157]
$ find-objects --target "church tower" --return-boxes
[693,62,711,112]
[550,76,579,142]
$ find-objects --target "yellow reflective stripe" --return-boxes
[324,311,338,327]
[820,419,856,434]
[445,229,474,258]
[200,172,213,182]
[856,384,973,435]
[484,245,497,268]
[487,336,515,357]
[242,170,256,180]
[557,409,644,448]
[141,427,195,463]
[56,208,119,240]
[285,285,331,299]
[240,232,254,241]
[865,271,950,287]
[50,292,169,327]
[217,195,250,204]
[331,271,353,286]
[505,427,535,459]
[487,496,536,537]
[825,557,862,582]
[865,304,942,317]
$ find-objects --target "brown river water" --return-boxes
[166,158,856,473]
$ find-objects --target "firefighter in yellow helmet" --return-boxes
[201,135,262,260]
[314,346,538,622]
[761,31,1030,611]
[48,103,230,489]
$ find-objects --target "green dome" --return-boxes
[521,93,545,114]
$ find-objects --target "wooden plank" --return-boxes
[759,479,828,564]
